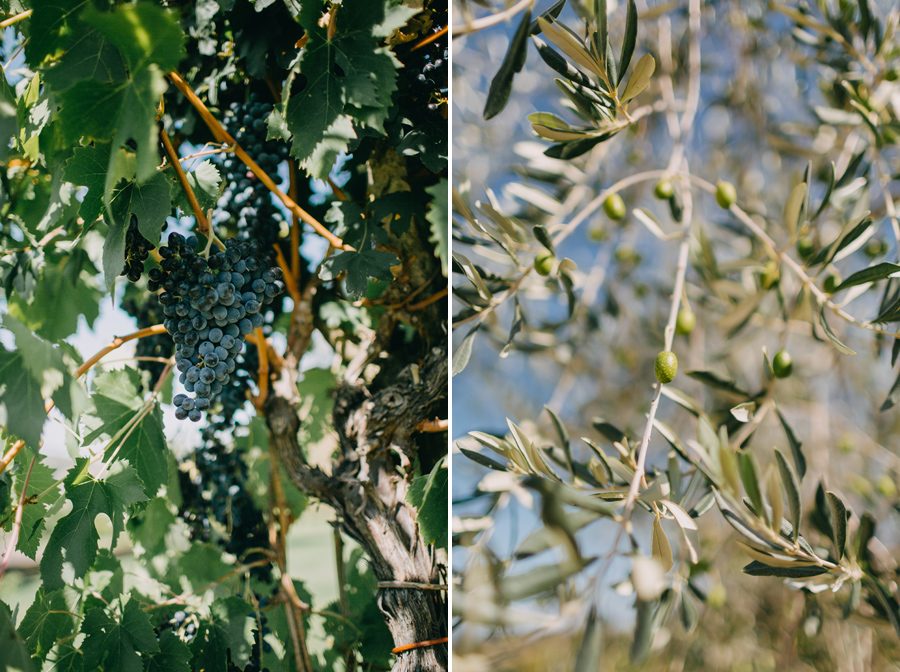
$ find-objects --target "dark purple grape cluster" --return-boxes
[399,8,447,114]
[153,232,285,421]
[120,215,159,282]
[177,438,272,583]
[217,96,289,252]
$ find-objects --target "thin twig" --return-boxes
[0,8,31,28]
[407,286,448,312]
[287,159,301,281]
[74,325,168,378]
[415,418,448,433]
[451,0,534,37]
[377,580,448,591]
[411,25,447,51]
[0,455,36,583]
[159,128,212,235]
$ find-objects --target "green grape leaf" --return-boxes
[101,215,128,295]
[6,448,61,560]
[0,344,47,450]
[325,200,387,248]
[0,603,36,672]
[81,598,160,672]
[64,142,112,225]
[173,159,222,215]
[82,369,168,497]
[42,26,127,92]
[126,495,175,558]
[40,460,147,592]
[370,191,422,238]
[57,78,124,146]
[99,172,172,293]
[176,542,231,592]
[190,597,255,670]
[43,640,83,671]
[1,314,90,420]
[144,630,192,672]
[406,462,448,548]
[81,2,186,73]
[285,37,343,167]
[8,248,102,341]
[426,179,448,276]
[319,248,399,299]
[18,589,72,663]
[106,67,170,187]
[111,172,173,247]
[26,0,85,66]
[304,115,357,182]
[286,0,415,177]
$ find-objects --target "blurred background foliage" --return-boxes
[452,0,900,669]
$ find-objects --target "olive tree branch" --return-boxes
[451,0,535,37]
[686,175,900,341]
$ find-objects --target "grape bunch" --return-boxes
[398,7,447,114]
[217,96,289,252]
[178,436,272,582]
[152,232,285,421]
[120,215,159,282]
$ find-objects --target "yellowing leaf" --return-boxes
[621,54,655,104]
[784,182,807,237]
[651,515,674,572]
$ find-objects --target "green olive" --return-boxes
[675,309,696,335]
[772,349,793,378]
[603,193,626,221]
[865,239,887,259]
[655,179,675,200]
[654,350,678,384]
[797,236,815,260]
[761,260,780,289]
[534,250,554,276]
[588,224,607,241]
[823,273,841,294]
[715,181,737,209]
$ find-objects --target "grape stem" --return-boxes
[159,128,225,252]
[200,221,227,259]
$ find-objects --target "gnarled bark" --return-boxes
[265,346,448,672]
